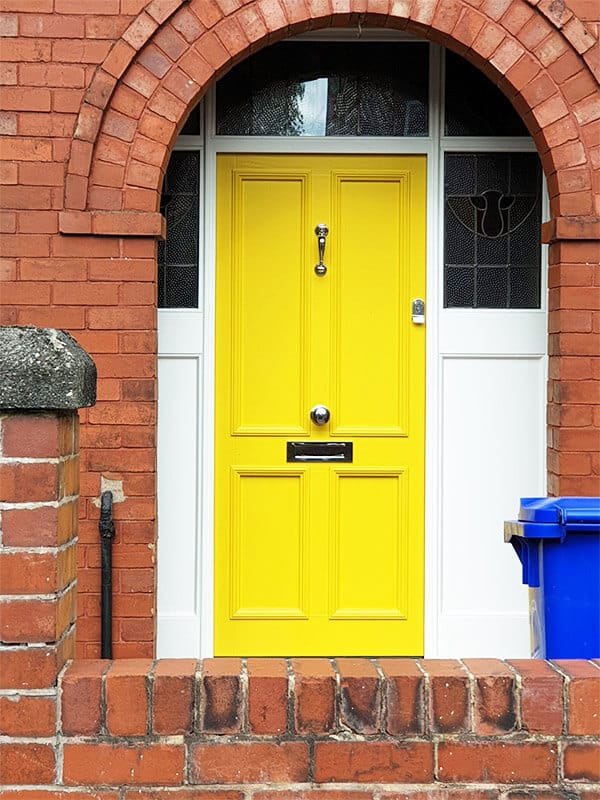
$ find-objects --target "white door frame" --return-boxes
[157,33,547,658]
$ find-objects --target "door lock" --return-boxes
[310,405,330,426]
[412,298,425,324]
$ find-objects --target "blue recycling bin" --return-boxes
[505,497,600,659]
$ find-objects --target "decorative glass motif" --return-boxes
[444,153,542,308]
[216,42,429,137]
[444,50,528,137]
[158,151,200,308]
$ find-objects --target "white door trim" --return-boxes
[157,36,547,658]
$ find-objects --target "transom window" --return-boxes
[215,42,429,137]
[161,42,543,310]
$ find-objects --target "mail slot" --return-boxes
[287,441,353,463]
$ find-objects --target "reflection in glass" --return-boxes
[299,78,328,136]
[216,42,429,137]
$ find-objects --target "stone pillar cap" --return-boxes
[0,326,96,410]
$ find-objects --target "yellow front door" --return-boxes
[215,154,426,655]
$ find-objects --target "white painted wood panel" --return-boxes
[440,310,547,355]
[156,351,202,657]
[437,355,546,657]
[158,310,203,354]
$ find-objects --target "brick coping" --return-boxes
[3,656,598,790]
[59,656,599,738]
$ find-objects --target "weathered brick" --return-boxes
[564,742,600,781]
[152,658,196,735]
[189,742,310,784]
[338,658,381,734]
[314,741,434,783]
[105,659,152,735]
[0,743,56,784]
[61,659,107,735]
[438,741,558,783]
[247,658,289,735]
[63,743,184,785]
[292,658,336,734]
[379,658,424,734]
[0,695,56,736]
[201,657,242,733]
[420,660,470,733]
[555,660,600,734]
[465,659,516,734]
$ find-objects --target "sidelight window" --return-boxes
[158,150,200,308]
[444,152,542,309]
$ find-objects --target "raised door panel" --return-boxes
[329,469,409,619]
[230,171,310,435]
[230,469,309,619]
[331,172,410,437]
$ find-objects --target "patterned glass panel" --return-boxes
[444,153,542,309]
[444,50,528,137]
[216,42,429,136]
[158,150,200,308]
[180,104,201,135]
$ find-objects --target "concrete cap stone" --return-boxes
[0,326,96,410]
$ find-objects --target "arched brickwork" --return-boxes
[61,0,600,232]
[45,0,599,658]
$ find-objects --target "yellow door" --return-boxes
[215,154,426,655]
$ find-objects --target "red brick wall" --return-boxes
[2,656,600,794]
[0,410,78,773]
[1,0,599,659]
[1,393,599,795]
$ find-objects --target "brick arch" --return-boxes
[60,0,600,237]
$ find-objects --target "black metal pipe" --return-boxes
[99,490,115,659]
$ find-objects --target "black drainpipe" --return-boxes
[99,490,115,659]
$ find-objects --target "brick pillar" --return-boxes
[547,237,600,496]
[0,326,95,785]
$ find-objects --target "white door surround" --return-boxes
[157,34,547,659]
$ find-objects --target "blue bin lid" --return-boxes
[506,497,600,588]
[519,497,600,527]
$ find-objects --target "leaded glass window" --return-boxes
[180,104,201,136]
[216,42,429,137]
[158,151,200,308]
[444,51,528,137]
[444,152,542,308]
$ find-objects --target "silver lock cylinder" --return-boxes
[412,298,425,324]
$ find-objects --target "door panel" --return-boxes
[332,173,410,435]
[232,172,309,434]
[329,469,408,619]
[231,469,308,618]
[216,154,426,655]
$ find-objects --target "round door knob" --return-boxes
[310,405,330,426]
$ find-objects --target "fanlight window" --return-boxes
[444,50,529,137]
[161,45,543,310]
[215,42,430,137]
